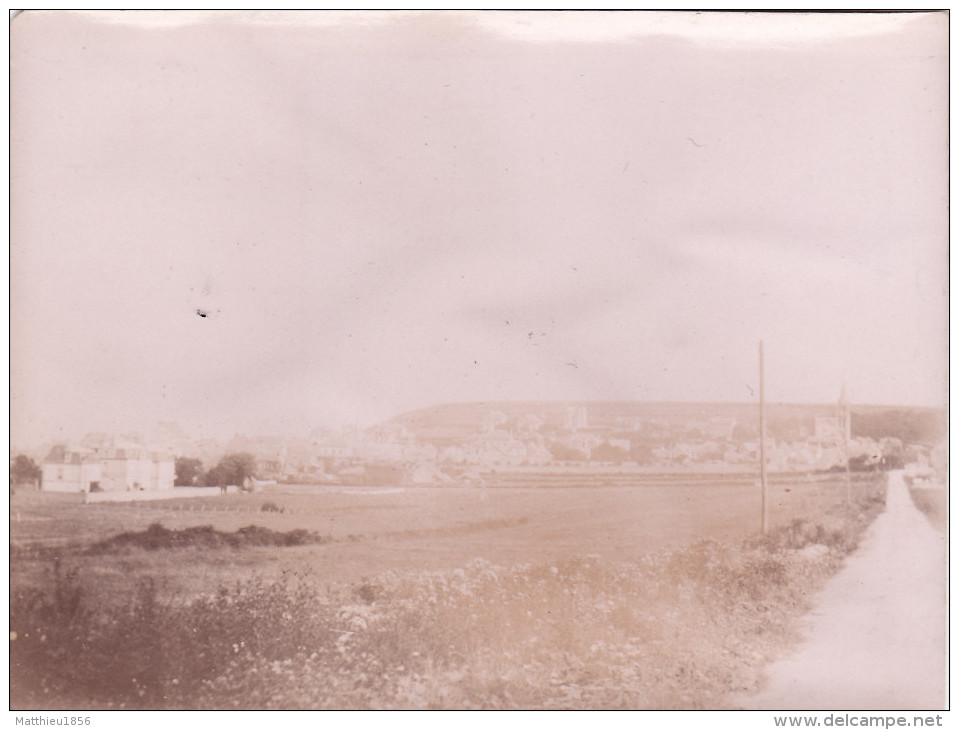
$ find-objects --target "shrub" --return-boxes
[85,523,330,554]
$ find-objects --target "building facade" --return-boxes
[42,441,175,493]
[40,445,103,493]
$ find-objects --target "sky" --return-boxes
[10,10,949,447]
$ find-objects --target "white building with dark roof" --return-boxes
[98,441,175,492]
[42,438,175,493]
[41,445,103,493]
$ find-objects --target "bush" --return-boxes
[85,523,330,554]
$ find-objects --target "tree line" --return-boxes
[175,452,258,488]
[9,452,259,491]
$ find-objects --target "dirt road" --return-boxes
[744,470,947,710]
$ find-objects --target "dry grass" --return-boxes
[907,486,946,533]
[10,474,882,591]
[10,474,886,710]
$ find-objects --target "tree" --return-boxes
[10,454,42,486]
[629,441,655,465]
[204,464,231,489]
[590,440,628,463]
[879,438,905,470]
[548,443,588,462]
[174,457,203,486]
[208,452,258,490]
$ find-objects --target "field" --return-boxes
[907,485,947,533]
[10,471,887,709]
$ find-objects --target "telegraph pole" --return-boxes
[759,340,768,534]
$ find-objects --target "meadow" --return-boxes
[907,484,946,533]
[10,472,886,709]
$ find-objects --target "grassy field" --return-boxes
[907,485,947,533]
[10,472,886,709]
[11,474,878,591]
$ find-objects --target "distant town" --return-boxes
[10,401,947,495]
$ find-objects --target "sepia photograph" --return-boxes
[9,9,948,715]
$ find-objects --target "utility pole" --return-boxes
[759,340,768,534]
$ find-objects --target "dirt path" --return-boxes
[744,470,947,710]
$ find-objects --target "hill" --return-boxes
[383,401,945,446]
